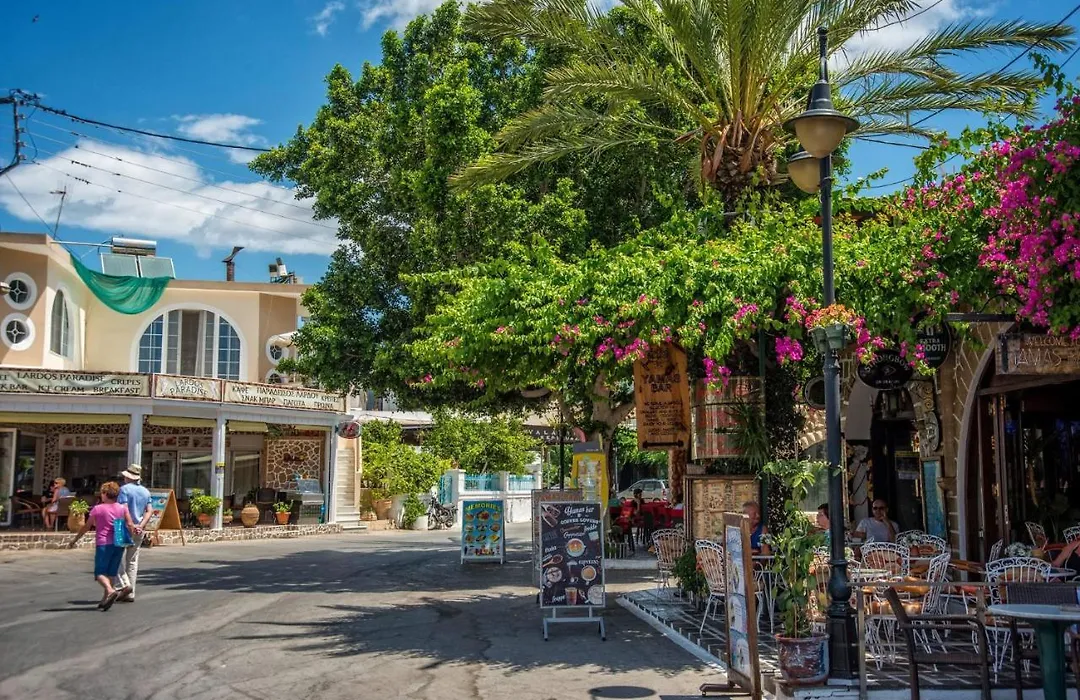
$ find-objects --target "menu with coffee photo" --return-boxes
[460,500,505,564]
[539,502,604,608]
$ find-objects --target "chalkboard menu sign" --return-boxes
[539,502,605,608]
[532,489,582,584]
[461,499,505,564]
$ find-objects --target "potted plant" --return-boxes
[402,493,428,531]
[272,501,292,525]
[240,488,261,528]
[805,304,859,354]
[762,459,829,686]
[189,489,222,528]
[672,546,707,605]
[67,499,90,533]
[221,509,234,525]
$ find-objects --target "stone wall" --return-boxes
[264,437,323,490]
[0,523,345,551]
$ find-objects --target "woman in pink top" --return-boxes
[69,481,135,611]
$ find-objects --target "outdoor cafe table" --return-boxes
[987,603,1080,700]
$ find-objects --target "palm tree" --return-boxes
[455,0,1073,200]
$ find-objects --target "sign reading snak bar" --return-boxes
[0,368,150,396]
[539,502,605,608]
[223,381,345,412]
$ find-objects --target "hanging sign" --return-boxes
[632,343,691,450]
[915,324,952,370]
[720,512,761,700]
[0,368,149,396]
[153,375,223,402]
[539,501,605,608]
[460,499,505,563]
[999,333,1080,376]
[571,443,608,505]
[336,420,361,439]
[857,350,913,389]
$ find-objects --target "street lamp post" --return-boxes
[784,26,860,679]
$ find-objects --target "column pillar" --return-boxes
[325,429,338,524]
[127,411,144,469]
[211,416,226,530]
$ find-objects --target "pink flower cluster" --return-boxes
[595,337,650,362]
[775,336,804,365]
[703,357,731,387]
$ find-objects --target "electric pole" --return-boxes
[50,187,67,236]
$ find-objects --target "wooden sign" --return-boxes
[145,488,186,546]
[684,474,759,541]
[720,512,761,700]
[691,377,762,460]
[633,343,691,449]
[999,333,1080,375]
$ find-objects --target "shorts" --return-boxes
[93,544,124,578]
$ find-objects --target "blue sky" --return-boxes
[0,0,1078,284]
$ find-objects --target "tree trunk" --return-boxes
[669,447,687,503]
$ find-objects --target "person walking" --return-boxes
[116,464,152,603]
[68,481,135,611]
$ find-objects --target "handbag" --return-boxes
[113,518,134,547]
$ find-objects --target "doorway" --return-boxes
[870,389,924,533]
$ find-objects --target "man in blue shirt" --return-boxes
[116,464,153,602]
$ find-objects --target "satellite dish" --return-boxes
[802,376,826,409]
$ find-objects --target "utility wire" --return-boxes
[4,173,55,233]
[32,143,337,232]
[26,133,336,230]
[910,2,1080,128]
[855,136,929,150]
[32,161,335,247]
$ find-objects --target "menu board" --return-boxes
[723,513,760,699]
[460,499,505,564]
[539,502,605,608]
[532,489,582,584]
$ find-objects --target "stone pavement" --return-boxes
[0,524,719,700]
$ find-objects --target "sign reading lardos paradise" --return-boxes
[461,499,505,564]
[0,368,149,396]
[223,381,345,412]
[539,502,605,608]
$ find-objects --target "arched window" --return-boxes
[137,309,241,379]
[50,291,71,358]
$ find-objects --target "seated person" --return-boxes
[631,488,646,512]
[743,500,770,554]
[43,477,72,529]
[853,499,899,543]
[1052,538,1080,574]
[816,503,831,547]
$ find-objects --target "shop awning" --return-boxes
[147,416,215,428]
[0,412,129,424]
[228,420,268,433]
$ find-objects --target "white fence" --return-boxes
[441,466,542,527]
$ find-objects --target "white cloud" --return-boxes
[311,0,346,36]
[0,140,339,257]
[357,0,444,29]
[842,0,988,60]
[173,114,266,164]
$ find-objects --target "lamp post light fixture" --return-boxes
[784,25,860,680]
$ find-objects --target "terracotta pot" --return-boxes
[196,512,213,527]
[373,499,392,521]
[240,504,260,528]
[776,634,829,686]
[275,511,290,525]
[221,512,234,525]
[67,512,86,533]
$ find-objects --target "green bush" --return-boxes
[672,546,707,598]
[402,493,428,527]
[189,489,222,516]
[423,408,538,475]
[365,441,448,497]
[68,499,90,516]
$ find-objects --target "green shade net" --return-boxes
[70,252,171,315]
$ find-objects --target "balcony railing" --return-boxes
[463,473,501,491]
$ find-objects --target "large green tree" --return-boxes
[458,0,1073,201]
[253,1,690,407]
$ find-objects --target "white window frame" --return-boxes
[1,313,35,351]
[3,273,37,311]
[49,289,72,359]
[131,304,247,379]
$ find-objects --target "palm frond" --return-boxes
[850,116,940,140]
[845,69,1052,114]
[495,103,681,151]
[465,0,596,51]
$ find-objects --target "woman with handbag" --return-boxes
[68,481,136,611]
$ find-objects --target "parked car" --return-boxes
[616,479,668,502]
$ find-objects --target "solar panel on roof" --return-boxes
[137,256,176,279]
[100,253,140,277]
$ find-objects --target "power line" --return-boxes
[855,136,928,150]
[32,143,338,233]
[25,131,336,229]
[32,161,336,247]
[3,173,54,233]
[910,2,1080,128]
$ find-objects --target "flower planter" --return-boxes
[240,504,260,528]
[196,512,213,528]
[67,512,86,533]
[824,322,848,350]
[409,515,429,531]
[809,327,830,354]
[776,634,829,686]
[275,511,290,525]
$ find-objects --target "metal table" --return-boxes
[988,603,1080,700]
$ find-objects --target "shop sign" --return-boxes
[0,368,149,397]
[999,333,1080,375]
[916,324,952,370]
[223,381,345,412]
[153,375,222,402]
[460,499,505,564]
[336,420,361,439]
[632,343,691,450]
[539,501,604,608]
[856,350,913,389]
[59,434,129,451]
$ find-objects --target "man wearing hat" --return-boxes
[116,464,152,602]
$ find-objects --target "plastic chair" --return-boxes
[694,539,726,634]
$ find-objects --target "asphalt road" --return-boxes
[0,525,714,700]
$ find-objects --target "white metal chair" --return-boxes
[1025,521,1048,549]
[652,529,685,597]
[694,539,726,635]
[862,541,912,578]
[911,552,952,653]
[808,550,831,636]
[983,557,1051,680]
[1063,525,1080,544]
[988,538,1004,562]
